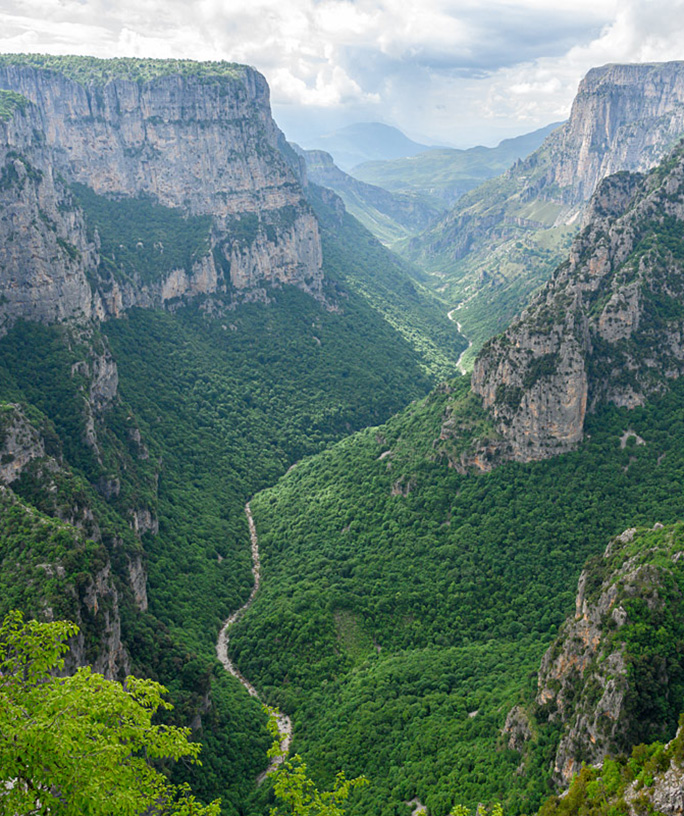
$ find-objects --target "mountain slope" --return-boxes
[405,61,684,365]
[294,146,444,246]
[505,524,684,816]
[472,145,684,464]
[353,123,561,207]
[228,144,684,815]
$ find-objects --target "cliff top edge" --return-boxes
[0,53,249,87]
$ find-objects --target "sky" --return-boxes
[3,0,684,148]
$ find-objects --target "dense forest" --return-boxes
[3,52,684,816]
[230,376,684,815]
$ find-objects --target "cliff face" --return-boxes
[551,62,684,205]
[535,523,684,783]
[419,61,684,262]
[0,102,101,335]
[0,57,323,332]
[471,147,684,463]
[0,404,132,679]
[504,524,684,793]
[405,62,684,364]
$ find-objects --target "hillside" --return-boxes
[352,123,561,207]
[405,61,684,366]
[293,145,444,246]
[0,56,465,815]
[228,144,684,815]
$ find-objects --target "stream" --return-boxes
[215,502,293,779]
[447,306,473,374]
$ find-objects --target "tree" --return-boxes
[0,610,220,816]
[264,706,368,816]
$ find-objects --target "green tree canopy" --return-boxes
[0,610,220,815]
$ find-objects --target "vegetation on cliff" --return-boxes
[229,374,684,815]
[0,89,27,120]
[0,53,244,85]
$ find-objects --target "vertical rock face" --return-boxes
[0,102,101,335]
[0,57,323,322]
[552,62,684,204]
[532,524,684,786]
[0,405,132,679]
[471,147,684,463]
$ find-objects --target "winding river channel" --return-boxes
[215,502,293,778]
[447,306,473,374]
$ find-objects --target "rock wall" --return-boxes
[531,524,684,785]
[0,103,101,335]
[551,62,684,205]
[0,58,323,327]
[471,147,684,463]
[0,405,133,679]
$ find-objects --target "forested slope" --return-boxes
[229,143,684,815]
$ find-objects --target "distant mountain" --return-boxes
[405,61,684,368]
[292,144,445,246]
[304,122,433,171]
[352,122,562,207]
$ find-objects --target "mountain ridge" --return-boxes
[405,61,684,364]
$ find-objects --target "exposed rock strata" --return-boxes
[531,525,684,785]
[0,409,131,679]
[0,58,324,333]
[471,147,684,462]
[0,103,101,336]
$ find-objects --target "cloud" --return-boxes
[1,0,684,144]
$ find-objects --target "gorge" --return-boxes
[2,53,684,816]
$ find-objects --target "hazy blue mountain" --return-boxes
[302,122,435,171]
[352,122,563,206]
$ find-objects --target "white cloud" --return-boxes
[1,0,684,144]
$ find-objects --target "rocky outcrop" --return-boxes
[624,741,684,815]
[0,57,323,309]
[0,99,101,336]
[532,524,684,785]
[0,402,47,483]
[416,62,684,265]
[503,705,533,753]
[0,402,148,679]
[64,560,131,680]
[471,146,684,462]
[405,62,684,362]
[127,554,149,613]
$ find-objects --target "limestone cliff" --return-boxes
[0,404,132,678]
[406,61,684,362]
[471,145,684,463]
[531,524,684,786]
[0,55,323,326]
[551,62,684,205]
[416,62,684,261]
[0,95,101,336]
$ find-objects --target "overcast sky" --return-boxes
[3,0,684,147]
